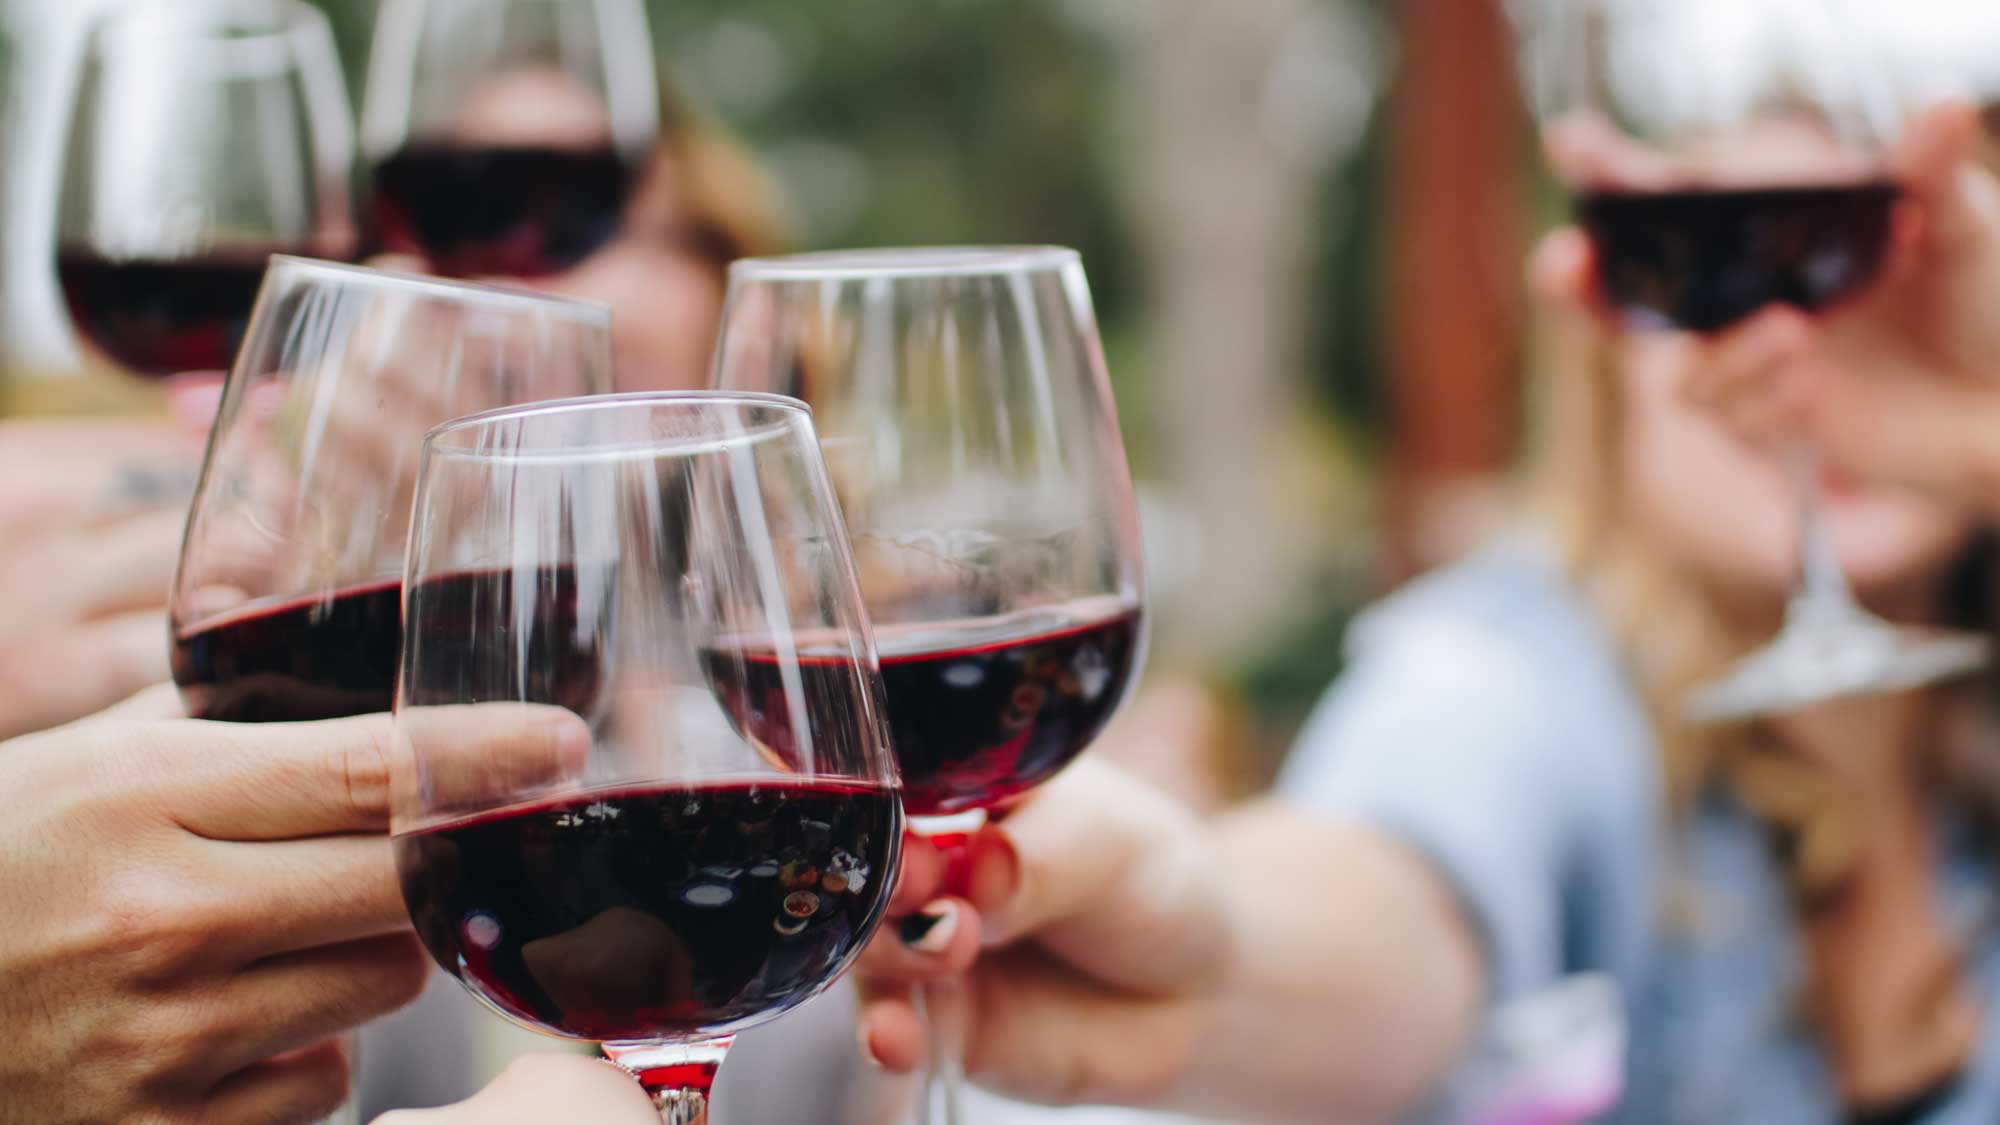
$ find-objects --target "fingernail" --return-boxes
[900,901,959,954]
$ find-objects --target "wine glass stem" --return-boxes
[917,979,969,1125]
[1789,443,1863,625]
[909,810,984,1125]
[603,1037,734,1125]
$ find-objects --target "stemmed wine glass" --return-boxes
[713,247,1150,1123]
[56,0,358,390]
[392,392,905,1124]
[1524,0,1988,721]
[169,258,610,1122]
[361,0,659,278]
[172,257,614,723]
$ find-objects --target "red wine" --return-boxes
[57,249,276,376]
[174,567,601,723]
[371,144,634,277]
[172,580,403,723]
[1576,182,1897,332]
[708,605,1144,816]
[395,780,902,1041]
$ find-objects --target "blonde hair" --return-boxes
[631,81,796,270]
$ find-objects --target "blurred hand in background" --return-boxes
[0,418,201,738]
[1542,101,2000,515]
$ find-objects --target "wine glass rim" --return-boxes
[89,0,331,50]
[264,255,614,325]
[423,391,815,460]
[731,245,1081,281]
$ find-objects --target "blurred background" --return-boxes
[0,0,1537,799]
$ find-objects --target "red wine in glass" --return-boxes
[172,567,600,724]
[1576,182,1898,332]
[371,143,634,277]
[395,779,902,1041]
[56,248,281,377]
[708,601,1145,816]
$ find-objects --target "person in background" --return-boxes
[853,101,2000,1123]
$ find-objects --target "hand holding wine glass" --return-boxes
[392,392,904,1122]
[0,707,586,1124]
[1682,104,2000,513]
[1526,0,1990,721]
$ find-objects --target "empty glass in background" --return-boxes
[392,392,905,1124]
[1523,0,1988,721]
[361,0,660,278]
[713,247,1150,1125]
[55,0,357,390]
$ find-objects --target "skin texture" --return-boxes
[0,705,588,1125]
[855,762,1480,1122]
[850,101,2000,1120]
[372,1054,658,1125]
[0,420,203,739]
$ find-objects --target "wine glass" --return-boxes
[55,0,357,391]
[713,247,1149,1123]
[171,256,614,725]
[1523,0,1988,722]
[361,0,659,278]
[393,392,904,1124]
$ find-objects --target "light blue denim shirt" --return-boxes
[1281,542,2000,1124]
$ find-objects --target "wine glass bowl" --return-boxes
[392,392,903,1121]
[362,0,659,277]
[170,257,615,724]
[55,0,357,382]
[716,247,1149,818]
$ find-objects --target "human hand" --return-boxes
[0,419,202,738]
[0,707,587,1124]
[371,1054,658,1124]
[1540,102,2000,512]
[854,759,1231,1107]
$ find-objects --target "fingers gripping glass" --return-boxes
[713,247,1150,1124]
[1524,0,1988,721]
[392,393,904,1124]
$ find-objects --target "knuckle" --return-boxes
[90,869,218,980]
[332,722,395,821]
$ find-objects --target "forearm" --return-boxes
[1159,802,1483,1122]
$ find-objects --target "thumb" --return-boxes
[973,759,1229,995]
[374,1054,657,1124]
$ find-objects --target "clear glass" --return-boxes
[1522,0,1988,721]
[361,0,659,277]
[714,247,1149,1123]
[55,0,358,386]
[170,256,615,724]
[392,392,905,1123]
